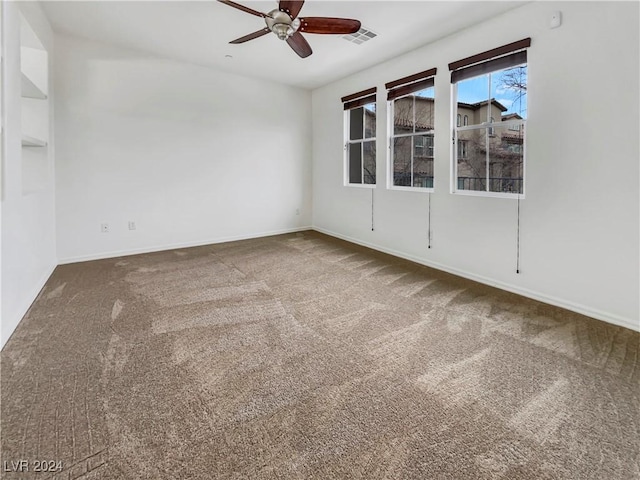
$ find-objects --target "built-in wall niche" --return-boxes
[20,12,49,195]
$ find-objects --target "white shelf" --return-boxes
[21,72,47,99]
[21,134,47,147]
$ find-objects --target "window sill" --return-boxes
[388,185,434,193]
[344,183,377,189]
[452,189,525,200]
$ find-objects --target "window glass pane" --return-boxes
[489,117,496,136]
[364,103,376,139]
[363,140,376,184]
[393,96,414,135]
[349,107,364,141]
[414,87,434,133]
[413,133,433,158]
[413,135,424,157]
[348,143,362,183]
[413,173,433,189]
[413,135,433,188]
[426,135,434,157]
[491,64,527,120]
[489,124,523,194]
[392,136,411,186]
[457,127,488,192]
[458,140,468,159]
[457,75,489,127]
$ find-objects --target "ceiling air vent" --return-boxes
[342,28,377,45]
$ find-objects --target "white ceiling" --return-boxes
[40,1,525,89]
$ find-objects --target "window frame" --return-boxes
[452,120,526,198]
[385,68,437,193]
[451,81,527,199]
[342,90,377,188]
[449,39,530,199]
[387,92,436,192]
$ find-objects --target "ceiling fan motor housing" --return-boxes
[265,9,300,40]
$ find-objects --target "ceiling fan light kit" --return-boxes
[219,0,362,58]
[265,10,300,40]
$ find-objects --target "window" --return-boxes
[457,114,461,127]
[342,88,377,186]
[449,38,530,196]
[458,140,468,159]
[463,115,468,126]
[386,68,437,190]
[414,135,434,158]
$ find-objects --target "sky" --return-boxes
[457,65,527,118]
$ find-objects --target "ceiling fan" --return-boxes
[218,0,361,58]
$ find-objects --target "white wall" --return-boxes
[55,34,312,263]
[1,2,57,348]
[312,1,639,331]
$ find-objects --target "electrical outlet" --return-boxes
[101,223,109,233]
[128,221,136,231]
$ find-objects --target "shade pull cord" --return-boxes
[427,193,432,249]
[516,195,521,274]
[371,188,374,232]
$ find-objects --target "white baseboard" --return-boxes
[57,226,313,265]
[1,261,57,350]
[312,226,639,333]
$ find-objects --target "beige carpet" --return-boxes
[1,231,638,479]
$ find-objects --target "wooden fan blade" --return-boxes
[279,0,305,19]
[229,28,270,44]
[286,32,312,58]
[218,0,267,18]
[300,17,361,35]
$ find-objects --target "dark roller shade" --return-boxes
[344,94,377,110]
[448,38,531,71]
[451,51,527,83]
[387,78,435,101]
[385,68,437,90]
[386,68,436,101]
[342,87,377,110]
